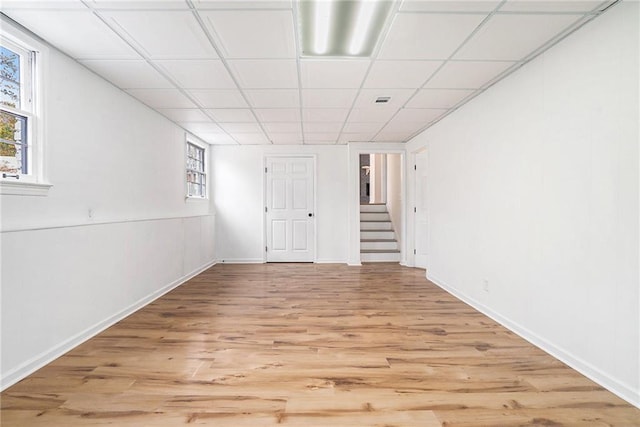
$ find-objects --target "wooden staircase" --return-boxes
[360,203,400,262]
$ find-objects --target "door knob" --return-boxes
[308,213,313,217]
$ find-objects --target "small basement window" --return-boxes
[1,18,50,195]
[186,139,207,198]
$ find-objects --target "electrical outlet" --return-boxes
[483,279,489,293]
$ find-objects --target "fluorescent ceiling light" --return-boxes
[349,1,378,55]
[300,0,393,57]
[314,1,332,54]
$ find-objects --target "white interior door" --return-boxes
[265,157,315,262]
[414,150,428,269]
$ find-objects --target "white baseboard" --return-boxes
[315,259,347,264]
[1,259,217,391]
[427,273,640,409]
[215,258,264,264]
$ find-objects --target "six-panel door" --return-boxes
[265,157,315,262]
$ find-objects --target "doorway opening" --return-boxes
[359,153,402,263]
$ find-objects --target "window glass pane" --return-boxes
[0,109,27,174]
[1,46,21,109]
[186,142,206,197]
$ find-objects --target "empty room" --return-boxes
[0,0,639,425]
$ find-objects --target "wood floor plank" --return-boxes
[1,263,638,426]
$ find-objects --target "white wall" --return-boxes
[212,144,348,263]
[369,153,386,204]
[386,153,402,244]
[0,19,215,389]
[406,2,639,406]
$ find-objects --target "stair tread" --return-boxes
[361,228,394,232]
[360,203,386,205]
[360,219,392,222]
[360,239,397,242]
[360,249,401,254]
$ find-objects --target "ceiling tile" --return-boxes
[348,107,400,123]
[364,60,442,89]
[342,122,384,133]
[194,1,293,9]
[400,0,501,12]
[254,109,300,122]
[353,88,415,109]
[233,133,271,144]
[454,14,582,60]
[91,1,189,9]
[406,89,475,108]
[80,59,172,88]
[179,122,224,133]
[202,10,296,58]
[339,133,376,143]
[245,89,299,108]
[499,0,605,12]
[302,89,359,108]
[268,133,304,144]
[188,89,248,108]
[229,60,298,88]
[262,122,302,133]
[1,1,86,9]
[393,108,448,123]
[303,109,350,123]
[206,109,256,122]
[378,13,487,60]
[304,122,344,133]
[126,88,196,108]
[374,132,413,142]
[380,120,427,135]
[196,132,237,145]
[304,132,339,142]
[300,59,370,88]
[425,60,515,88]
[157,108,210,122]
[218,122,263,133]
[156,60,235,88]
[104,10,217,59]
[3,10,139,59]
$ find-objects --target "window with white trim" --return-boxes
[1,38,33,178]
[0,22,47,195]
[186,139,207,198]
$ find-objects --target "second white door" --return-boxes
[265,157,315,262]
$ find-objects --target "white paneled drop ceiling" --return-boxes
[1,0,617,145]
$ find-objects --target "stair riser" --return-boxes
[360,204,387,213]
[361,231,395,240]
[361,241,398,250]
[361,221,392,230]
[360,212,390,221]
[361,252,402,262]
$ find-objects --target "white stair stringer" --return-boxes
[359,203,400,263]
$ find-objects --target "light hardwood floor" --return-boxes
[2,263,638,426]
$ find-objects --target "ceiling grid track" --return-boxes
[79,0,241,146]
[1,0,621,146]
[368,0,509,143]
[185,0,274,145]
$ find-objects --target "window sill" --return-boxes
[0,180,52,196]
[186,196,208,202]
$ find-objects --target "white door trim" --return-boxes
[347,143,406,266]
[263,155,317,263]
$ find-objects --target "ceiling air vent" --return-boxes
[375,97,391,103]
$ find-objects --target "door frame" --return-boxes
[347,143,406,266]
[263,154,317,263]
[412,147,428,269]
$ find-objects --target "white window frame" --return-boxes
[185,136,208,199]
[0,18,50,196]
